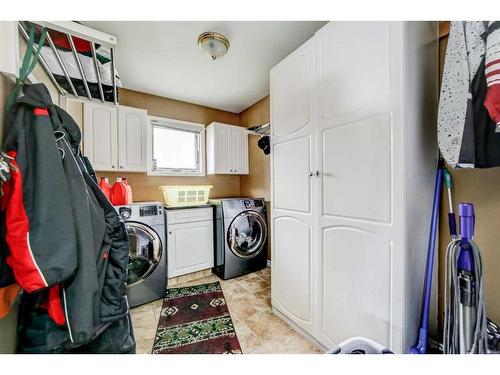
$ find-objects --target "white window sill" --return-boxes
[146,170,206,177]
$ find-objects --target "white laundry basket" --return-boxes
[327,337,393,354]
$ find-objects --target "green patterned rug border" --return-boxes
[153,314,236,352]
[165,281,222,299]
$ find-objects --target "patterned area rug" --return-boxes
[152,281,242,354]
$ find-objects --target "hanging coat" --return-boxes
[438,21,486,168]
[484,22,500,128]
[438,21,500,168]
[0,212,20,320]
[2,83,134,353]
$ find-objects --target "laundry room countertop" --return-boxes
[163,204,214,210]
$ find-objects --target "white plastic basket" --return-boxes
[327,337,393,354]
[159,185,213,207]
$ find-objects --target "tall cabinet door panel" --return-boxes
[315,21,404,351]
[270,38,316,335]
[83,102,118,171]
[118,106,147,172]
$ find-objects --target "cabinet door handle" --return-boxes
[309,172,314,177]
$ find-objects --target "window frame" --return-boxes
[147,116,206,176]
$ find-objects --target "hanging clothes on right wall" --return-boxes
[438,21,500,168]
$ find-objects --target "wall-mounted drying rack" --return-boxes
[245,122,270,136]
[18,21,120,105]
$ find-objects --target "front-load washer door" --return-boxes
[227,211,267,259]
[126,222,163,285]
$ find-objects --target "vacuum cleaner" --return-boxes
[443,203,488,354]
[409,162,489,354]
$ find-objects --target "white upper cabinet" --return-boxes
[83,102,148,172]
[206,122,248,175]
[118,105,148,172]
[84,102,118,171]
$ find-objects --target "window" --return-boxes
[147,116,205,176]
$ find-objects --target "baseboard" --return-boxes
[267,259,271,268]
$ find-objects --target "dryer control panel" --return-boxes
[115,202,164,225]
[244,199,264,209]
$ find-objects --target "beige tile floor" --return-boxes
[131,267,322,354]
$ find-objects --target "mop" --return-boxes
[409,158,444,354]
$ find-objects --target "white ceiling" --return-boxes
[82,21,326,113]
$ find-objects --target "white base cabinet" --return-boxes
[166,207,214,278]
[83,102,148,172]
[206,122,249,175]
[271,21,438,353]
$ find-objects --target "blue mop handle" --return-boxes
[410,158,444,354]
[420,161,443,332]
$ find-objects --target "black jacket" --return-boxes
[3,83,134,353]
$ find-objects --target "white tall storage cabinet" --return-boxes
[270,22,438,353]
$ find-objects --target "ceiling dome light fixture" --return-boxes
[197,32,230,60]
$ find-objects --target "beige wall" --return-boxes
[0,78,271,352]
[93,89,272,210]
[238,96,271,259]
[1,48,272,353]
[96,88,243,202]
[239,96,270,201]
[437,27,500,328]
[68,90,272,257]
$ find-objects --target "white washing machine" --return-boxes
[114,202,166,307]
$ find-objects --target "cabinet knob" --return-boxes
[120,165,124,169]
[111,165,115,169]
[168,231,173,235]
